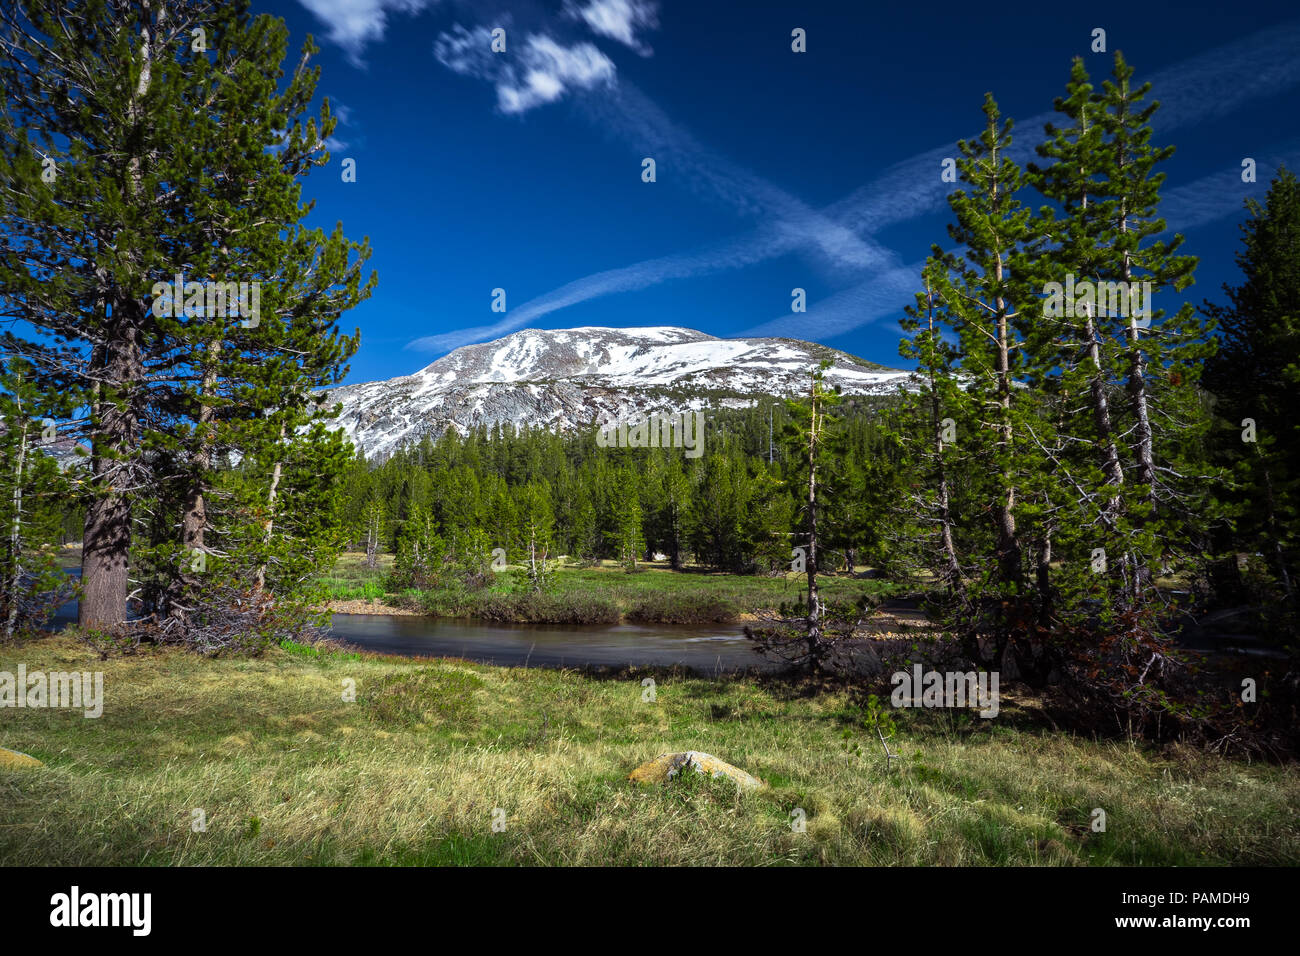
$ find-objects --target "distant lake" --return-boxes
[49,578,771,672]
[326,614,773,672]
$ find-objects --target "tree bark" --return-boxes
[80,321,142,629]
[805,372,822,670]
[993,276,1020,581]
[1084,310,1124,513]
[925,290,962,593]
[5,407,28,638]
[79,7,155,629]
[254,425,286,592]
[365,506,379,569]
[168,338,222,617]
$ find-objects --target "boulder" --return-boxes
[0,747,43,768]
[629,751,762,791]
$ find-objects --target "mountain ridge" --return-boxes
[328,326,914,458]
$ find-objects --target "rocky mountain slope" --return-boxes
[328,326,913,459]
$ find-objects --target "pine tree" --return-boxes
[609,465,644,571]
[0,0,371,629]
[685,451,749,572]
[516,480,554,592]
[1086,52,1209,604]
[1202,165,1300,611]
[781,361,844,670]
[362,496,386,570]
[1022,56,1125,628]
[0,359,72,636]
[390,502,446,591]
[921,94,1049,667]
[897,276,965,599]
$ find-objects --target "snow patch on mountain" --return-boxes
[328,326,914,459]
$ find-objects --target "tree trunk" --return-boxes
[181,339,221,552]
[1077,118,1124,521]
[1261,463,1294,601]
[926,290,962,594]
[805,374,822,670]
[1036,533,1053,627]
[993,278,1021,583]
[80,324,142,629]
[5,411,27,638]
[80,8,155,629]
[528,524,539,591]
[168,338,222,618]
[1084,309,1124,515]
[365,509,379,569]
[254,424,286,592]
[1114,79,1156,602]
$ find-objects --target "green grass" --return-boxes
[317,552,395,601]
[542,564,894,614]
[319,551,899,623]
[2,632,1296,866]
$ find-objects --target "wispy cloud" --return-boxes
[741,151,1300,343]
[563,0,659,55]
[740,265,924,341]
[406,225,805,353]
[407,19,1300,353]
[408,3,905,354]
[1160,148,1300,232]
[404,72,907,354]
[296,0,438,66]
[435,24,617,114]
[498,35,617,114]
[427,4,880,261]
[580,81,895,272]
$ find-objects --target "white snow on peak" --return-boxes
[332,326,915,458]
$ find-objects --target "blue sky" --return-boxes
[261,0,1300,385]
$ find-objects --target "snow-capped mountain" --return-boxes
[328,326,914,459]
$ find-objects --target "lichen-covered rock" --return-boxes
[629,751,762,791]
[0,747,42,768]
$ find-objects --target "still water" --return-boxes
[51,589,770,672]
[322,614,771,672]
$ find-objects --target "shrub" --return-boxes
[478,591,619,624]
[626,591,736,624]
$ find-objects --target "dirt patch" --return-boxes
[320,599,420,617]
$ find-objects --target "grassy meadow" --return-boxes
[1,632,1296,866]
[317,551,902,624]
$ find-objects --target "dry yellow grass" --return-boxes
[1,633,1296,865]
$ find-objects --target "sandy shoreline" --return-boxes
[317,602,935,637]
[320,599,420,616]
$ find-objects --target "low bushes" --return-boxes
[409,587,620,624]
[625,591,736,624]
[478,591,620,624]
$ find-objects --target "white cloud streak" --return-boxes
[498,35,617,114]
[408,19,1300,353]
[296,0,437,66]
[434,24,617,114]
[563,0,659,55]
[741,150,1300,343]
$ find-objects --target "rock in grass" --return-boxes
[629,751,762,791]
[0,747,43,768]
